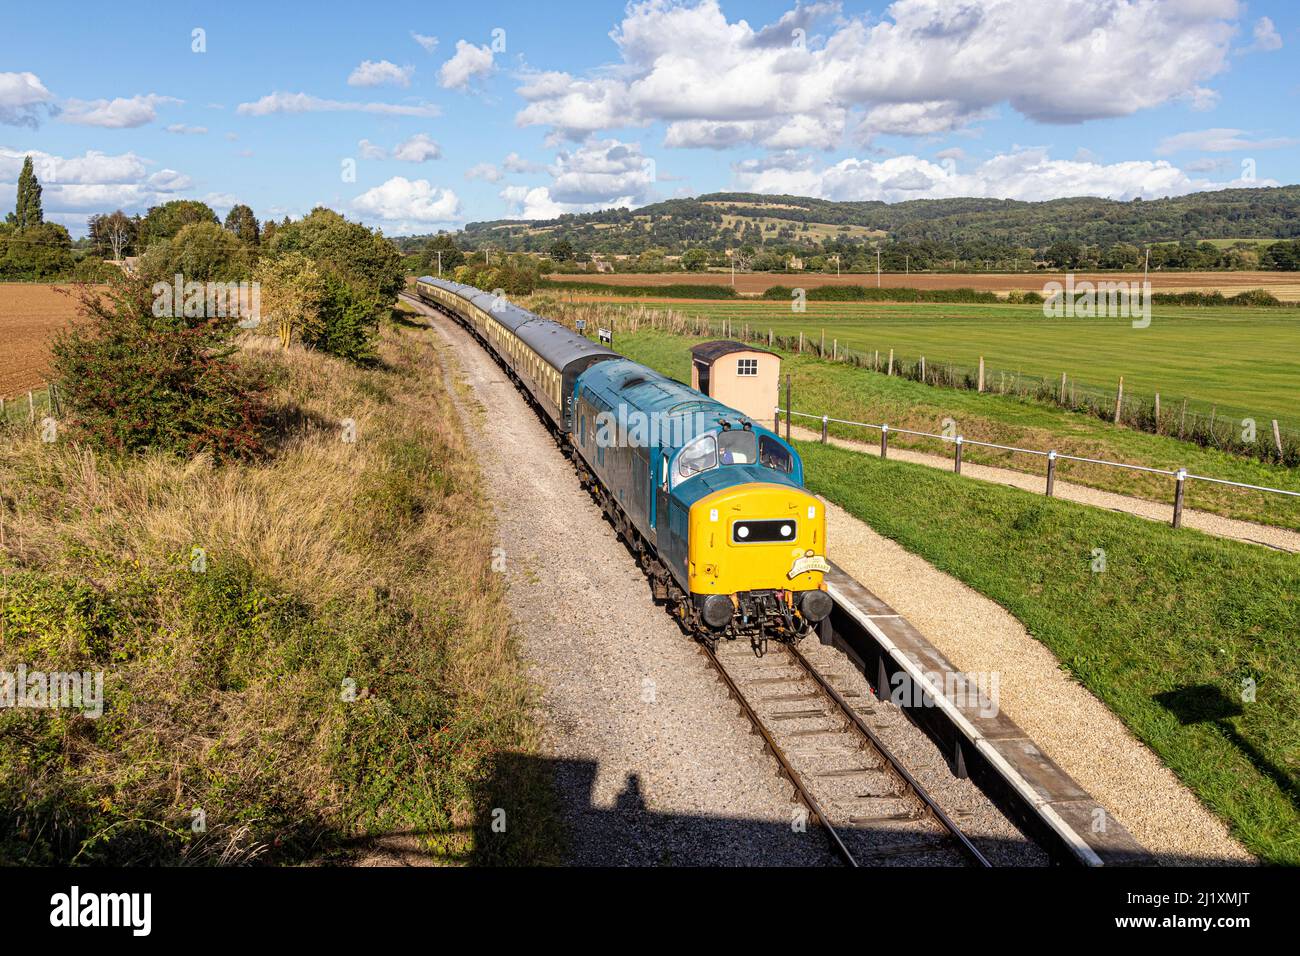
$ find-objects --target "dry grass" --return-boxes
[0,318,558,865]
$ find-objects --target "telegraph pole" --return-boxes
[876,247,881,287]
[436,251,443,277]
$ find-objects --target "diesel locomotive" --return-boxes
[413,276,833,644]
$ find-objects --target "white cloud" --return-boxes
[165,123,207,135]
[0,146,198,231]
[0,71,56,127]
[237,92,440,118]
[352,176,462,225]
[412,32,439,53]
[1243,16,1282,52]
[356,134,443,162]
[499,185,568,220]
[549,138,656,205]
[439,40,495,90]
[503,152,544,173]
[347,59,414,88]
[732,146,1279,203]
[516,0,1240,149]
[1156,128,1297,154]
[466,163,503,182]
[61,93,180,128]
[391,133,442,162]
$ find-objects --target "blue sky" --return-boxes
[2,0,1297,237]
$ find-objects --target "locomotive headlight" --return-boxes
[732,520,797,544]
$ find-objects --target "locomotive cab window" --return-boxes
[675,433,717,485]
[759,435,793,473]
[717,429,756,465]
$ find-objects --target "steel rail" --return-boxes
[697,642,859,868]
[786,642,992,868]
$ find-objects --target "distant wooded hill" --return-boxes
[396,186,1300,260]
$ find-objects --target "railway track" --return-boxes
[702,637,992,868]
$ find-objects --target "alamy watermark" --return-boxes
[887,669,999,718]
[152,274,261,328]
[1042,274,1151,329]
[1,665,103,718]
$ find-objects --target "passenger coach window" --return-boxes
[677,434,717,482]
[759,436,793,473]
[718,429,756,465]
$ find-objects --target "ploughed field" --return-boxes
[549,270,1300,300]
[0,284,86,397]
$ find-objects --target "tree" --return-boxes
[139,200,219,245]
[1044,240,1082,269]
[680,248,709,271]
[423,234,464,274]
[141,222,252,283]
[254,251,324,348]
[6,156,44,230]
[547,238,575,262]
[223,204,260,246]
[0,222,73,279]
[267,208,404,303]
[88,210,138,262]
[51,273,268,462]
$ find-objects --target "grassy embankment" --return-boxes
[0,315,560,865]
[560,314,1300,531]
[800,440,1299,865]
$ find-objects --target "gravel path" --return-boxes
[786,423,1300,553]
[821,498,1255,865]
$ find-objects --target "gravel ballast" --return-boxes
[420,306,1048,867]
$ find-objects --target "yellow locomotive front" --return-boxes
[686,482,832,640]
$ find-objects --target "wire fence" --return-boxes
[0,384,60,428]
[773,404,1300,529]
[529,295,1300,468]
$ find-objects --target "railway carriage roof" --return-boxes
[419,276,617,372]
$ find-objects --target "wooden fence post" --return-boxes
[784,375,792,443]
[887,349,894,376]
[774,406,781,433]
[920,356,926,383]
[1113,376,1124,424]
[880,424,889,459]
[954,436,964,474]
[820,329,825,356]
[833,339,838,361]
[28,390,35,423]
[1172,469,1187,528]
[1273,420,1284,459]
[1154,392,1161,433]
[977,357,984,393]
[1059,372,1067,404]
[798,331,803,354]
[1046,451,1056,496]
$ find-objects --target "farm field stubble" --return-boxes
[549,270,1300,300]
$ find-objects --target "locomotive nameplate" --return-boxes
[788,554,830,578]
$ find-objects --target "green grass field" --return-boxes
[607,329,1300,531]
[590,299,1300,432]
[801,441,1300,865]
